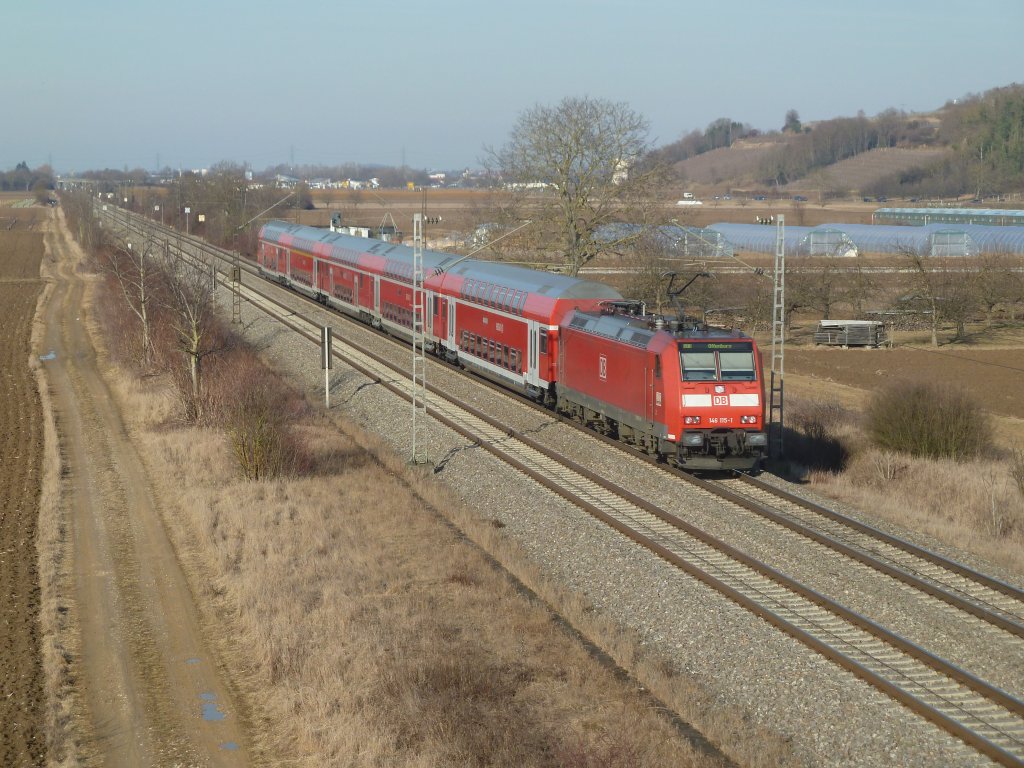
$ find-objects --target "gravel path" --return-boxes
[222,275,1014,768]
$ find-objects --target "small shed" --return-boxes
[813,320,887,348]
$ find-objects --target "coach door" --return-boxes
[447,301,456,348]
[526,319,541,387]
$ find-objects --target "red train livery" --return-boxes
[257,221,766,470]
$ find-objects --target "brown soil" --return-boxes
[784,343,1024,421]
[0,229,46,765]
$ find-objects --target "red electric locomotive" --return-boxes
[256,221,766,471]
[557,304,766,471]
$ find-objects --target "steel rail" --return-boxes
[700,475,1024,638]
[734,472,1024,601]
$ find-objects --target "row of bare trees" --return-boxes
[64,191,236,422]
[618,231,1024,345]
[60,190,310,480]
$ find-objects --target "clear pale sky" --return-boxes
[3,0,1021,174]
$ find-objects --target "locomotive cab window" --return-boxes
[719,351,756,381]
[681,352,716,381]
[679,342,757,382]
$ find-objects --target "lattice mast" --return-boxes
[410,213,429,464]
[769,215,785,459]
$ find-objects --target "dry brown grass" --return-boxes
[813,147,950,193]
[809,450,1024,575]
[125,405,743,767]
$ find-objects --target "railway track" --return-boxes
[106,209,1024,766]
[709,474,1024,638]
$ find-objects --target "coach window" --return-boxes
[510,349,519,372]
[502,345,510,369]
[538,331,548,355]
[496,286,507,310]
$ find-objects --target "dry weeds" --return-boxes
[809,450,1024,576]
[123,404,743,767]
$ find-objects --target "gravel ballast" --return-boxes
[220,276,1012,768]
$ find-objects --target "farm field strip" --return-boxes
[110,208,1024,765]
[0,280,46,766]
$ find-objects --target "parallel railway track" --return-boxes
[105,209,1024,766]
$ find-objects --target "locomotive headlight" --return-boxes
[714,385,725,394]
[740,415,757,424]
[684,415,701,425]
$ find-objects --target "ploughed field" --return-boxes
[0,226,46,765]
[785,343,1024,420]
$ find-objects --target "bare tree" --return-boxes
[900,246,943,346]
[843,256,878,316]
[485,96,665,276]
[160,241,226,422]
[788,256,843,320]
[974,252,1018,326]
[899,247,979,345]
[99,231,163,368]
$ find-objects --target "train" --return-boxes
[256,220,767,471]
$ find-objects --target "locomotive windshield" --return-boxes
[679,341,756,382]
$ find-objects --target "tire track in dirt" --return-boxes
[40,215,250,767]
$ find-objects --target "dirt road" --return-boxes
[39,213,251,766]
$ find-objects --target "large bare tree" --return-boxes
[485,96,665,276]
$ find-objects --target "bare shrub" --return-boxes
[785,398,854,472]
[1011,447,1024,498]
[820,450,1024,574]
[866,381,988,460]
[210,349,313,480]
[871,450,906,484]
